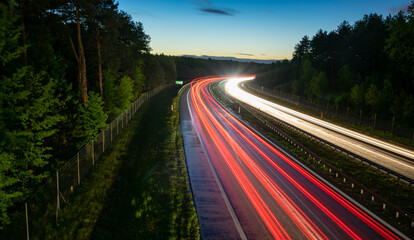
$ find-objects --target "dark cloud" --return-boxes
[389,3,410,14]
[237,53,254,56]
[199,7,237,16]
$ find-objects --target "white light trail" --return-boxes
[224,77,414,179]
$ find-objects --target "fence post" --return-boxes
[77,152,80,185]
[102,129,105,153]
[92,140,94,166]
[25,202,29,240]
[56,171,60,222]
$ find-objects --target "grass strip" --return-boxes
[40,86,199,240]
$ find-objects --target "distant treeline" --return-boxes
[256,2,414,127]
[174,56,269,81]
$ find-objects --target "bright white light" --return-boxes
[224,77,414,177]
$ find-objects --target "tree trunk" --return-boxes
[76,5,88,107]
[19,3,28,90]
[97,26,103,99]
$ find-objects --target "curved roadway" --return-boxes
[181,75,407,239]
[223,78,414,181]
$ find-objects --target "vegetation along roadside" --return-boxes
[38,86,198,240]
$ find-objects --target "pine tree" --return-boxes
[1,0,65,227]
[73,91,108,149]
[0,0,27,227]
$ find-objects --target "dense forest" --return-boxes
[256,2,414,127]
[0,0,181,228]
[0,0,268,229]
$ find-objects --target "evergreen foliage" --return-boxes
[73,91,108,149]
[1,0,177,229]
[256,1,414,128]
[114,75,134,115]
[1,0,65,226]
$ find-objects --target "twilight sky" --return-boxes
[118,0,410,60]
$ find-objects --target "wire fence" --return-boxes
[248,83,414,143]
[1,84,169,240]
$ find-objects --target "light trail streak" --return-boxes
[224,78,414,179]
[188,75,402,239]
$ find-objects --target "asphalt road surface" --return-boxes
[224,77,414,181]
[180,75,407,239]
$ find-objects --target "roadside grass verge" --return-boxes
[40,86,199,240]
[244,85,414,149]
[211,83,414,237]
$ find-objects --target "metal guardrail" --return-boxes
[243,83,414,186]
[248,83,414,144]
[212,82,414,233]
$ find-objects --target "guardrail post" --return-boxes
[346,107,349,120]
[373,113,377,129]
[391,116,395,134]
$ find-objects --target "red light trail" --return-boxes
[186,75,403,239]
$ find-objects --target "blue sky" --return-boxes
[118,0,410,60]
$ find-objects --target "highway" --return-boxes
[223,77,414,181]
[182,75,406,239]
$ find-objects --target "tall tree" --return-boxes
[1,0,65,227]
[76,2,88,107]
